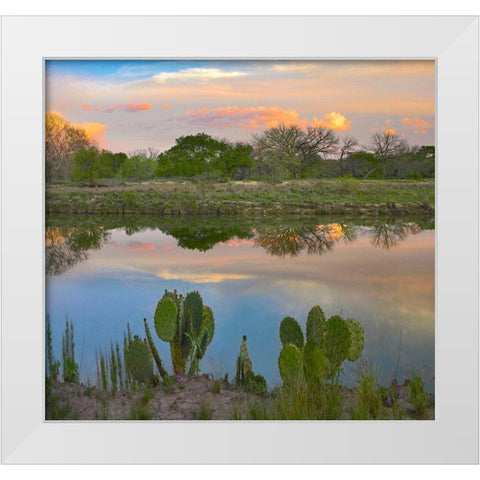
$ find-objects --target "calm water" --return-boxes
[45,214,435,392]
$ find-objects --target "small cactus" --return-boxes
[236,335,253,385]
[154,290,215,376]
[279,316,304,349]
[126,337,153,384]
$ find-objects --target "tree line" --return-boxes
[45,112,434,186]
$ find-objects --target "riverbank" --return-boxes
[46,374,435,421]
[46,179,434,216]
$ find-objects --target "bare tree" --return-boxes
[364,131,409,179]
[253,124,339,180]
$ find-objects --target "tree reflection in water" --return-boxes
[253,223,356,257]
[369,222,422,250]
[45,215,429,275]
[45,225,111,276]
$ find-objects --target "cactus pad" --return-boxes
[278,343,305,386]
[279,316,304,349]
[345,318,365,362]
[303,340,329,384]
[323,315,352,367]
[154,297,178,342]
[306,306,326,347]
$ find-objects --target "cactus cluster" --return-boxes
[236,335,267,396]
[125,335,153,384]
[154,289,215,375]
[277,306,365,388]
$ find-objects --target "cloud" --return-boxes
[401,117,434,134]
[125,102,153,113]
[81,104,91,111]
[156,269,251,284]
[385,128,397,135]
[109,241,156,252]
[183,106,351,131]
[162,104,171,109]
[312,111,351,131]
[73,121,108,147]
[153,68,247,83]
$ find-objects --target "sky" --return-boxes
[45,59,435,154]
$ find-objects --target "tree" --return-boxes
[156,133,230,178]
[71,146,101,185]
[45,112,90,184]
[364,131,409,179]
[253,124,339,180]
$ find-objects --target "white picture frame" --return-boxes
[1,15,478,464]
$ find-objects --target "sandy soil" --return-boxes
[46,375,434,421]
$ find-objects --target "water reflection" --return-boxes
[370,222,422,249]
[46,214,433,275]
[45,225,111,275]
[45,213,435,392]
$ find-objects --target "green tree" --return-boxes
[156,133,229,178]
[71,146,101,185]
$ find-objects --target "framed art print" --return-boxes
[1,15,478,464]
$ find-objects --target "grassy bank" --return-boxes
[46,179,434,216]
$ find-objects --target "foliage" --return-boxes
[408,374,431,418]
[45,112,90,184]
[46,315,60,380]
[62,317,79,383]
[153,289,215,375]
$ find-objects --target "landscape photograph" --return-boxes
[45,59,435,420]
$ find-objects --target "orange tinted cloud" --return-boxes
[385,128,396,135]
[312,112,351,131]
[162,104,171,109]
[128,242,155,251]
[81,104,91,111]
[125,102,152,113]
[184,106,351,131]
[401,117,434,134]
[74,121,108,147]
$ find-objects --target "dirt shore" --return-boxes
[46,375,434,421]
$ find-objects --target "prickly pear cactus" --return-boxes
[323,315,352,368]
[306,305,326,348]
[279,316,304,349]
[184,291,203,338]
[345,318,365,362]
[126,338,153,384]
[278,343,305,387]
[154,296,178,342]
[303,340,329,384]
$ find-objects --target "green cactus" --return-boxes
[126,337,153,384]
[154,296,178,342]
[245,370,268,396]
[277,306,365,389]
[236,335,253,385]
[153,289,215,376]
[345,318,365,362]
[143,318,168,381]
[323,315,352,369]
[278,343,305,387]
[279,316,304,349]
[303,340,330,384]
[306,306,326,347]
